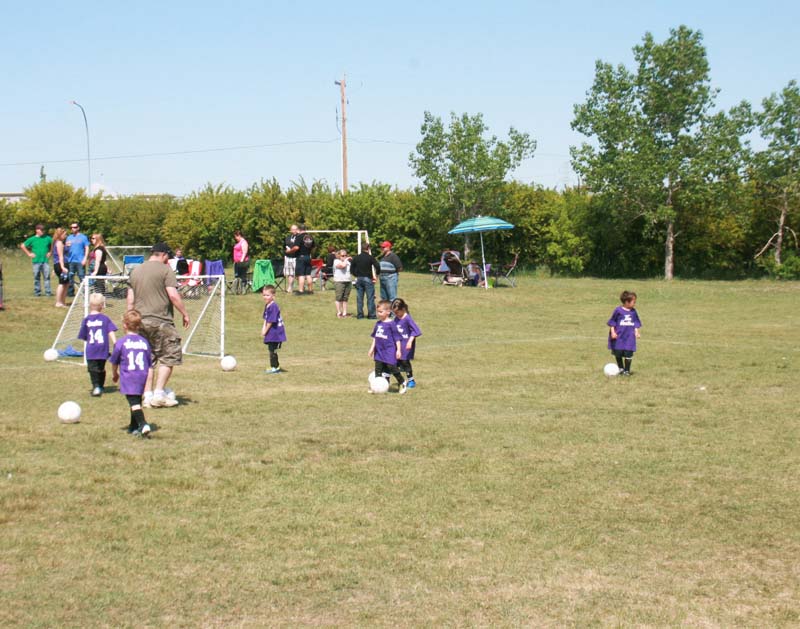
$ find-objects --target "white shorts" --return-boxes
[283,257,297,276]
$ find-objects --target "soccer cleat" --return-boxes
[265,367,281,374]
[406,378,416,389]
[399,382,408,395]
[141,424,152,437]
[91,387,102,397]
[622,371,632,376]
[150,395,179,408]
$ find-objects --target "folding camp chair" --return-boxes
[204,259,230,293]
[310,258,325,290]
[431,250,459,284]
[441,251,466,287]
[123,255,144,275]
[270,258,285,292]
[252,259,276,293]
[491,253,519,288]
[178,260,203,298]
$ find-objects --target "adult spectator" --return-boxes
[127,243,191,408]
[173,248,189,275]
[283,224,299,293]
[351,244,380,319]
[65,222,90,296]
[295,224,315,294]
[233,230,250,284]
[20,224,53,297]
[89,233,109,294]
[51,227,69,308]
[378,240,403,302]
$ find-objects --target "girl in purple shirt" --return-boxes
[78,293,118,396]
[261,285,286,374]
[391,298,422,389]
[110,309,153,437]
[607,290,642,376]
[369,300,407,394]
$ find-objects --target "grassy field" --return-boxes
[1,249,799,627]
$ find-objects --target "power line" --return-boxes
[0,138,341,168]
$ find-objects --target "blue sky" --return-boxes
[1,1,798,196]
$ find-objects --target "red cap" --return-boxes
[380,241,392,249]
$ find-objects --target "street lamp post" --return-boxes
[70,100,91,193]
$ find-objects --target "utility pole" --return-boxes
[334,74,348,194]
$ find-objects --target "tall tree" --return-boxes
[571,26,748,279]
[409,111,536,227]
[753,80,800,266]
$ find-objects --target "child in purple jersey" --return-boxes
[391,298,422,389]
[607,290,642,376]
[78,293,118,397]
[260,285,286,374]
[368,300,407,394]
[110,309,153,437]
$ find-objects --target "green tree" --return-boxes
[571,26,750,279]
[98,195,180,245]
[13,180,100,243]
[409,111,535,255]
[753,80,800,267]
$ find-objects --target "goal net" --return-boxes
[50,274,225,364]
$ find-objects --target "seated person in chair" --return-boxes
[466,261,485,287]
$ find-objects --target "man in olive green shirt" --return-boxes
[127,243,190,408]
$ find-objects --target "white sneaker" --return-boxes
[150,395,178,408]
[399,382,408,395]
[141,424,151,437]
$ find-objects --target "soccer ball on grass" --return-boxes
[220,355,237,371]
[58,401,81,424]
[370,377,389,394]
[603,362,620,378]
[44,348,59,362]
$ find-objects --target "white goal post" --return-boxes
[305,230,370,253]
[50,275,226,364]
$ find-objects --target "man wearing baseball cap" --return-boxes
[378,240,403,302]
[127,242,190,408]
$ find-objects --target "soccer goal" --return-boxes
[306,230,370,253]
[50,275,226,364]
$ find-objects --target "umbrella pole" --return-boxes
[481,233,488,290]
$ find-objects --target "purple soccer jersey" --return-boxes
[109,334,153,395]
[78,313,118,360]
[607,306,642,351]
[371,319,401,365]
[262,301,287,343]
[393,313,422,360]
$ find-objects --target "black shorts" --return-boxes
[296,255,312,276]
[612,349,634,358]
[53,263,70,285]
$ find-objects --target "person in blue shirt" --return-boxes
[64,222,90,296]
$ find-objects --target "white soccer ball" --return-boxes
[220,355,237,371]
[44,348,59,362]
[370,377,389,394]
[58,401,81,424]
[368,371,376,383]
[603,362,620,378]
